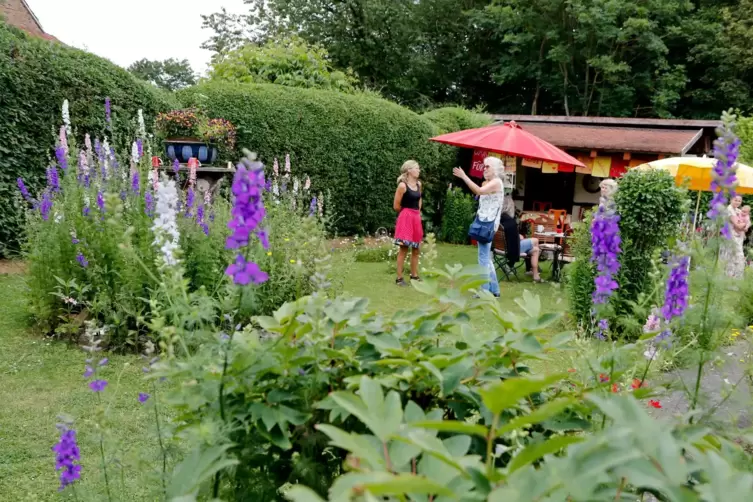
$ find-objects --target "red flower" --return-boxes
[631,378,642,389]
[611,383,619,393]
[599,373,609,383]
[648,400,662,409]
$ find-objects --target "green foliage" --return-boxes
[612,169,688,338]
[128,58,198,91]
[422,107,492,134]
[0,21,177,257]
[439,187,476,244]
[208,36,358,93]
[565,211,595,327]
[177,82,453,234]
[23,107,330,349]
[737,114,753,165]
[159,267,594,500]
[286,391,753,501]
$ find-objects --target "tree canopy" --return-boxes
[201,0,753,118]
[128,58,197,92]
[207,36,357,93]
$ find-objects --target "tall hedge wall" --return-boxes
[179,83,456,234]
[422,107,493,134]
[0,21,177,256]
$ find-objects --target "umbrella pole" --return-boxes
[692,190,701,232]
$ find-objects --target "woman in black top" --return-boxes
[393,160,423,286]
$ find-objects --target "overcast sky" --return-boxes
[26,0,248,75]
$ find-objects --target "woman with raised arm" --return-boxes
[453,157,505,297]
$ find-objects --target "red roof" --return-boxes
[513,123,703,155]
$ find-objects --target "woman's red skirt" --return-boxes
[394,208,423,248]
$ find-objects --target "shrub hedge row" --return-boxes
[0,21,177,256]
[179,83,489,234]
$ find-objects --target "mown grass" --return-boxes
[0,244,578,499]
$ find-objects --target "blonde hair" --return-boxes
[397,160,419,185]
[483,156,505,180]
[743,205,751,213]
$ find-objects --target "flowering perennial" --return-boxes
[225,155,269,285]
[662,256,690,322]
[590,204,621,304]
[152,177,181,266]
[52,427,81,491]
[55,146,68,172]
[105,97,111,126]
[707,112,741,237]
[40,191,53,221]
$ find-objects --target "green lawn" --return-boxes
[0,244,577,500]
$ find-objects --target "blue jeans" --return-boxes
[477,241,500,295]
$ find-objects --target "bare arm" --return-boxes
[452,167,502,195]
[418,181,422,211]
[393,183,406,212]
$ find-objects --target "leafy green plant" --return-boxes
[439,188,475,244]
[564,211,595,329]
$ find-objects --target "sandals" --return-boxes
[395,278,407,287]
[410,276,422,282]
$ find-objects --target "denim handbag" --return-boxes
[468,216,496,244]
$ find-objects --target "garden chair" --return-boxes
[493,229,527,281]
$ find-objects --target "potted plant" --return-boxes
[155,109,236,165]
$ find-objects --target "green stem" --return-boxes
[96,392,113,501]
[152,382,168,498]
[485,413,499,477]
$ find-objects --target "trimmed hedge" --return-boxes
[0,21,177,256]
[179,82,454,234]
[422,106,492,134]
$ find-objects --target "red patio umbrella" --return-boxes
[430,121,585,168]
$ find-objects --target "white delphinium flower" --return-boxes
[101,138,111,174]
[304,176,311,191]
[62,100,71,135]
[203,189,212,206]
[131,141,139,166]
[137,109,146,138]
[284,154,291,178]
[273,158,280,178]
[152,176,181,266]
[293,177,300,194]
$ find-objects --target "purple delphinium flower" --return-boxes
[40,191,53,221]
[105,97,111,126]
[309,197,317,217]
[17,177,35,204]
[226,254,268,285]
[137,138,144,158]
[52,428,81,491]
[185,188,195,216]
[98,358,108,366]
[76,252,89,268]
[707,113,741,234]
[96,191,105,213]
[196,205,209,235]
[661,256,690,322]
[596,318,608,340]
[94,139,102,161]
[83,366,94,377]
[47,167,60,192]
[72,237,80,245]
[226,159,268,249]
[55,146,68,172]
[138,393,150,403]
[145,190,154,217]
[590,204,621,304]
[109,148,119,171]
[131,171,140,194]
[82,206,90,217]
[89,379,107,392]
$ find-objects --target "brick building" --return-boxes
[0,0,57,41]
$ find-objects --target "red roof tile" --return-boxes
[513,123,703,154]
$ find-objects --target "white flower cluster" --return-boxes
[131,141,139,166]
[62,99,71,135]
[152,176,181,266]
[137,109,146,138]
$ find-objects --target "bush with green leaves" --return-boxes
[156,266,596,501]
[208,35,358,93]
[0,20,177,257]
[22,102,332,349]
[177,82,464,234]
[564,211,595,328]
[422,106,492,134]
[439,187,476,244]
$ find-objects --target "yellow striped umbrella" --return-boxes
[635,157,753,228]
[634,157,753,194]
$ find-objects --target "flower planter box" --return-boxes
[164,138,218,165]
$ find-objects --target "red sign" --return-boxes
[470,149,488,178]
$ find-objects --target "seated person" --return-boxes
[503,196,542,282]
